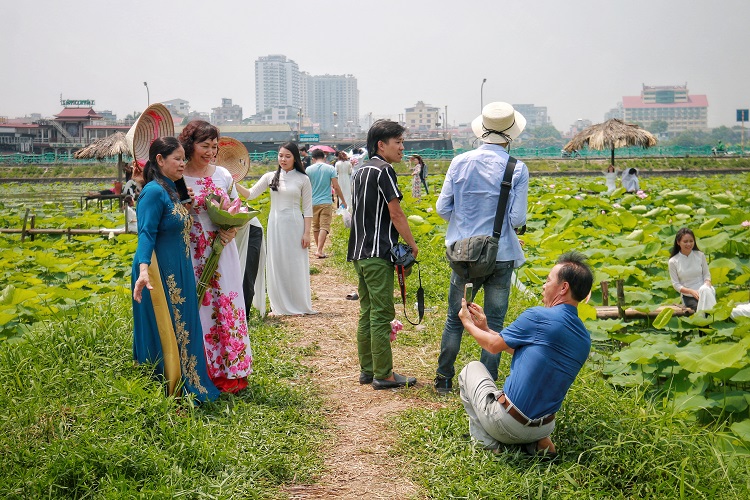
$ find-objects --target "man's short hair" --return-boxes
[300,144,309,153]
[367,119,405,158]
[556,252,594,302]
[311,149,326,160]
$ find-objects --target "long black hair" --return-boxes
[670,227,700,257]
[142,136,183,202]
[269,142,306,191]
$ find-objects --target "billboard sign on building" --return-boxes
[299,133,320,143]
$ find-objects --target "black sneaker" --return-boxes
[359,372,374,384]
[372,372,417,390]
[434,376,452,395]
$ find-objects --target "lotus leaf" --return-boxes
[674,337,750,373]
[730,420,750,444]
[706,391,749,413]
[672,394,720,413]
[730,366,750,382]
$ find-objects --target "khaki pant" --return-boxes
[459,361,554,448]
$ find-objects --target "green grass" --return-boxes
[0,293,326,498]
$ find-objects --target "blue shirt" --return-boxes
[500,304,591,419]
[306,162,337,206]
[436,144,528,267]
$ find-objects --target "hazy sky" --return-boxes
[2,0,748,130]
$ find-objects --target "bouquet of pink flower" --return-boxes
[196,193,259,304]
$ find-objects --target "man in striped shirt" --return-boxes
[347,119,419,390]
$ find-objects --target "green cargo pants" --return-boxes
[353,257,395,380]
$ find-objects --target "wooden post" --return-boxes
[616,279,625,319]
[30,215,36,242]
[21,208,29,243]
[601,281,609,306]
[67,227,72,242]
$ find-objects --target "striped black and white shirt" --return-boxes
[347,156,403,262]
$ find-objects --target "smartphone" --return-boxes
[464,283,473,305]
[174,177,192,204]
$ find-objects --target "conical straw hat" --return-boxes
[126,103,174,166]
[216,136,250,181]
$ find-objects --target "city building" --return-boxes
[512,104,549,130]
[405,101,440,132]
[254,55,360,135]
[211,98,243,125]
[564,118,592,139]
[309,74,359,135]
[163,98,190,118]
[621,84,708,135]
[255,55,301,114]
[604,102,624,121]
[0,100,132,155]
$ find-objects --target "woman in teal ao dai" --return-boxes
[132,137,220,402]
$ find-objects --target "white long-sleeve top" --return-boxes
[668,250,710,294]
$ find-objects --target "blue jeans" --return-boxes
[436,260,514,381]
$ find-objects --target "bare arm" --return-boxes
[132,263,152,303]
[302,217,311,248]
[458,300,514,355]
[331,178,347,208]
[387,198,418,259]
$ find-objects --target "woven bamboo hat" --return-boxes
[215,136,250,181]
[126,103,174,166]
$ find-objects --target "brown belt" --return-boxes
[497,394,555,427]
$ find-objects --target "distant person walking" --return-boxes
[307,148,347,258]
[410,155,422,200]
[335,151,353,208]
[411,154,429,194]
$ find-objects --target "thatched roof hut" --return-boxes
[563,119,657,166]
[74,132,131,180]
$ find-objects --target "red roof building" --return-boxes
[622,84,708,135]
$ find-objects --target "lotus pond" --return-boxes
[1,173,750,448]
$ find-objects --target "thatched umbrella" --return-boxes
[563,119,657,166]
[74,131,131,181]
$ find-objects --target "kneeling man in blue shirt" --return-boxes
[457,252,593,457]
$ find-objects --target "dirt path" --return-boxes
[280,247,442,499]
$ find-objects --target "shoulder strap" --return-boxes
[492,156,517,238]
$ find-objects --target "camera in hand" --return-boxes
[174,177,192,204]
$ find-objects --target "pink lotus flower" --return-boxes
[390,319,403,342]
[742,220,750,227]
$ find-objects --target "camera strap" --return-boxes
[395,261,423,326]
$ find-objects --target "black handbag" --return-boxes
[445,156,520,280]
[390,243,424,325]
